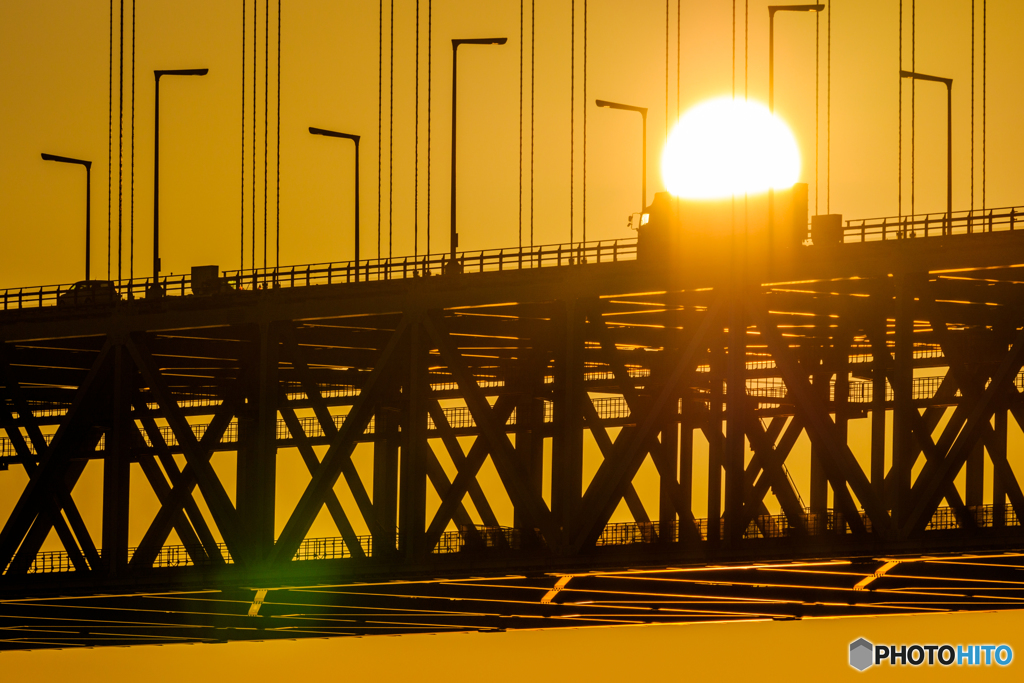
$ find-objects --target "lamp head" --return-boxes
[452,37,508,49]
[155,68,209,79]
[769,4,826,16]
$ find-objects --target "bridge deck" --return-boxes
[3,214,1024,649]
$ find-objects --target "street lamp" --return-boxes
[767,5,823,264]
[151,68,208,297]
[41,153,92,281]
[768,5,825,115]
[900,70,953,221]
[595,99,648,211]
[309,126,361,280]
[450,37,507,270]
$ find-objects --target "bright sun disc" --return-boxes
[662,97,800,199]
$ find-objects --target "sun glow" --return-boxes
[662,97,801,199]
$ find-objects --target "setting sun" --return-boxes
[662,97,801,199]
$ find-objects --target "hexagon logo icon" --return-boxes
[850,638,874,671]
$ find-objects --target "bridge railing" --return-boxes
[10,504,1020,575]
[0,238,638,312]
[842,205,1023,243]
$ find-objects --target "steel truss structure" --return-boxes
[2,225,1024,649]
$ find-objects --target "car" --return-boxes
[56,280,122,307]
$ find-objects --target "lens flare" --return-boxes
[662,97,801,199]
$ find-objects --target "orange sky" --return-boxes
[2,0,1024,678]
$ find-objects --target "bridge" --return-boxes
[2,202,1024,649]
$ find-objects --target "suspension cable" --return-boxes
[582,0,587,245]
[118,0,124,280]
[427,0,432,255]
[519,0,523,249]
[108,0,113,280]
[827,0,831,213]
[982,0,987,211]
[570,0,575,248]
[268,0,272,270]
[378,0,382,259]
[241,0,246,269]
[129,0,135,279]
[252,0,257,271]
[971,0,974,211]
[898,0,902,219]
[415,0,420,257]
[276,0,281,268]
[815,12,819,216]
[911,0,915,218]
[530,0,535,247]
[389,0,394,257]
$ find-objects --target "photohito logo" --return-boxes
[849,638,1013,671]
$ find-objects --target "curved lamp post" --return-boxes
[900,70,953,221]
[309,126,361,280]
[450,37,507,268]
[41,153,92,281]
[595,99,648,211]
[151,68,208,297]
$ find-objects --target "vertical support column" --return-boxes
[237,323,279,562]
[552,300,584,536]
[870,325,888,500]
[833,331,851,535]
[658,394,679,543]
[808,342,829,529]
[399,317,428,556]
[723,301,745,541]
[891,275,915,533]
[373,401,400,554]
[706,340,724,545]
[678,400,693,540]
[993,407,1008,527]
[514,339,546,547]
[102,342,133,576]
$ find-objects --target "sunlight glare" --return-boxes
[662,97,801,199]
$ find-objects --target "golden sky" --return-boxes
[2,0,1024,678]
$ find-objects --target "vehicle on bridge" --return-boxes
[55,280,121,307]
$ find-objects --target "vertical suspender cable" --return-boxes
[428,0,432,255]
[378,0,382,259]
[666,0,669,138]
[745,0,748,99]
[570,0,575,248]
[241,0,247,269]
[118,0,124,281]
[276,0,281,268]
[268,0,272,270]
[530,0,535,248]
[731,0,735,100]
[815,13,819,216]
[982,0,986,211]
[582,0,587,246]
[252,0,258,271]
[676,0,680,121]
[519,0,523,249]
[911,0,915,218]
[415,0,420,256]
[971,0,974,211]
[108,0,113,280]
[827,0,831,213]
[898,0,902,219]
[129,0,136,279]
[389,0,394,258]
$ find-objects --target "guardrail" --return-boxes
[0,237,638,312]
[11,504,1019,575]
[842,205,1024,243]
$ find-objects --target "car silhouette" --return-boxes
[56,280,122,307]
